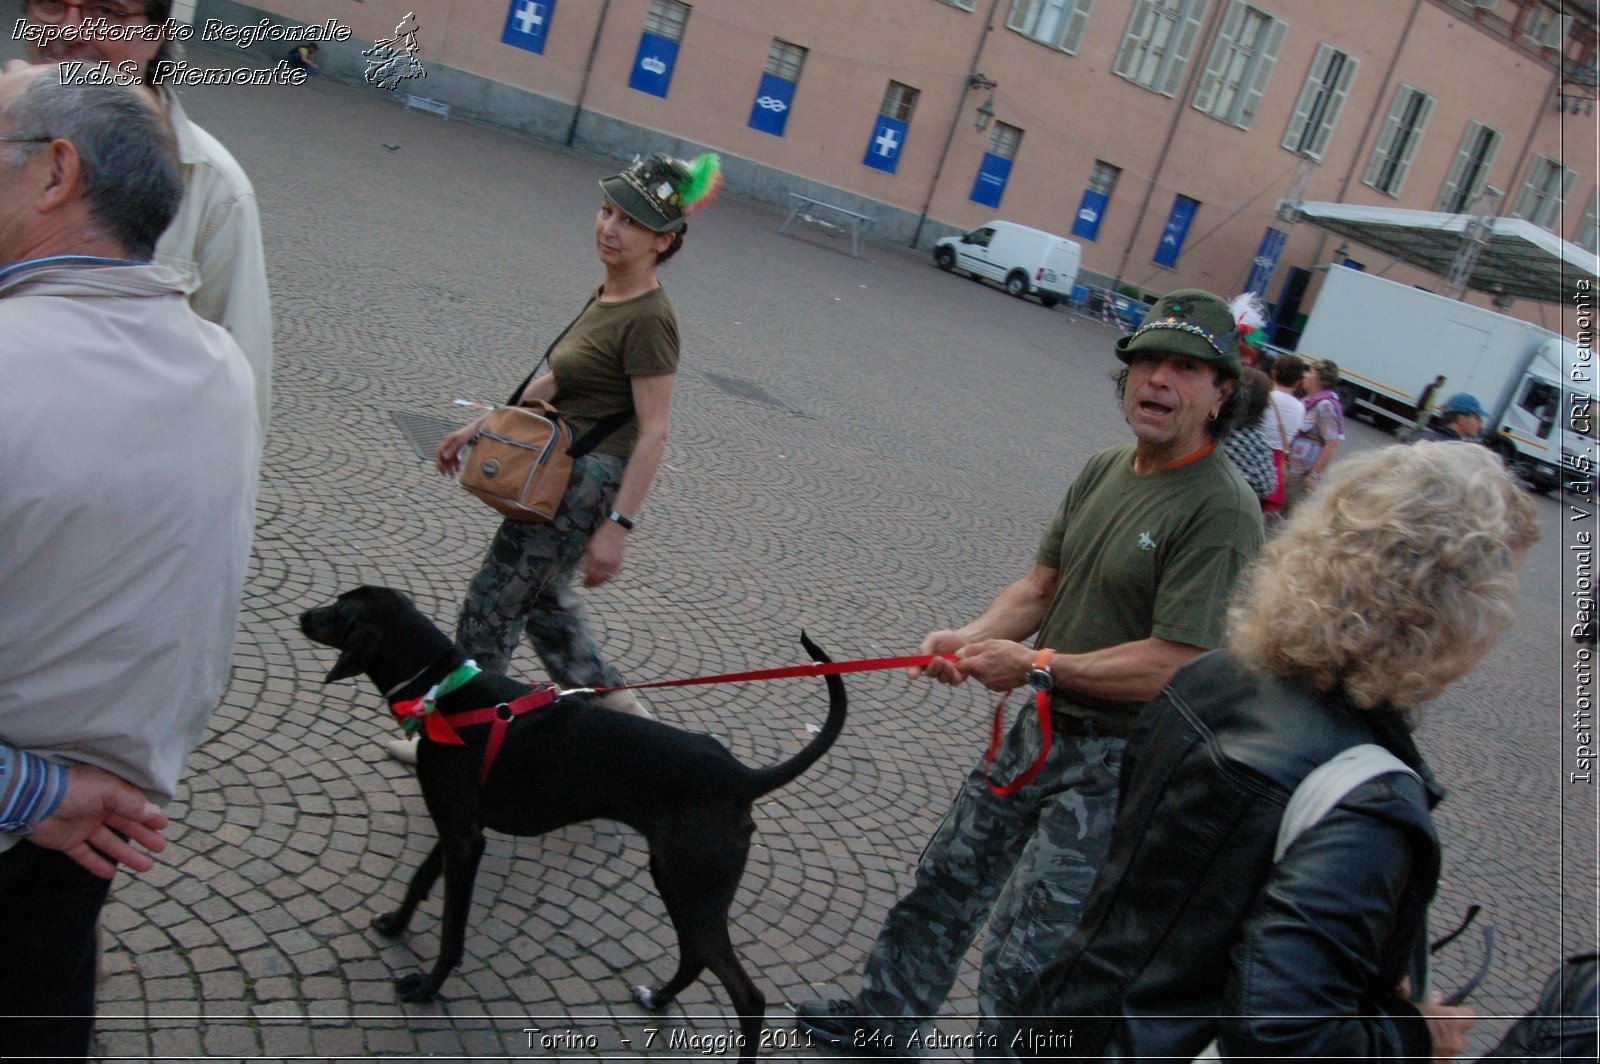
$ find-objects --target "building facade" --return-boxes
[196,0,1598,334]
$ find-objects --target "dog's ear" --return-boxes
[324,621,381,684]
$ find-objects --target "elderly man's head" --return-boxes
[0,64,180,262]
[20,1,176,84]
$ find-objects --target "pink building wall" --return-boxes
[203,0,1597,333]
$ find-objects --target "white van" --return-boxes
[933,221,1082,307]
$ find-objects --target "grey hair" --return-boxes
[1,74,182,260]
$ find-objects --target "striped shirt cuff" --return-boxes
[0,745,69,836]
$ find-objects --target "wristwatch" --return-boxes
[1026,648,1055,693]
[606,510,635,531]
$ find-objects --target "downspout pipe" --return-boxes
[1113,1,1228,290]
[566,0,614,148]
[910,0,1005,249]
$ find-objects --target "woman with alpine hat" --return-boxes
[388,152,721,762]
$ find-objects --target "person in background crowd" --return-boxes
[19,0,274,431]
[1414,373,1447,423]
[1410,392,1488,444]
[1262,353,1307,460]
[1284,357,1344,507]
[1221,368,1278,503]
[284,41,320,73]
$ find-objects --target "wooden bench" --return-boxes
[779,192,876,257]
[402,93,450,119]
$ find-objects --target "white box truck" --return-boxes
[933,221,1082,307]
[1293,265,1595,493]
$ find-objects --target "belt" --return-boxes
[1051,711,1133,739]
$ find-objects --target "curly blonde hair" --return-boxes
[1229,442,1539,709]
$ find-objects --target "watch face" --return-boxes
[1027,668,1052,692]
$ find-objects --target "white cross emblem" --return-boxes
[513,1,544,34]
[873,127,901,156]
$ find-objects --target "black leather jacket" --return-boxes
[1014,650,1444,1061]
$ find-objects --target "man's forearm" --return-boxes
[956,567,1057,644]
[1050,638,1206,705]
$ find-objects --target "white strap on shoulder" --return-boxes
[1275,743,1419,861]
[1191,745,1423,1061]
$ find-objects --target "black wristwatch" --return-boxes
[606,510,635,532]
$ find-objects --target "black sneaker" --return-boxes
[795,999,917,1058]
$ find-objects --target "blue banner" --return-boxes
[748,72,795,137]
[628,31,678,97]
[862,115,908,173]
[969,152,1012,208]
[501,0,555,54]
[1072,187,1108,240]
[1242,226,1288,296]
[1154,195,1198,268]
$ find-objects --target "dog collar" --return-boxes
[392,661,481,744]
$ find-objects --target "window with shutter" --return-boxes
[1435,122,1502,214]
[1363,85,1434,196]
[1282,44,1358,160]
[644,0,691,41]
[1113,0,1211,97]
[1513,155,1577,229]
[1008,0,1097,54]
[1194,1,1286,129]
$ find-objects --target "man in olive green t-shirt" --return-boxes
[799,291,1264,1054]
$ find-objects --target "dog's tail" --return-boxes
[742,631,847,800]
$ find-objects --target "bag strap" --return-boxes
[1191,744,1423,1062]
[567,410,632,459]
[504,292,633,460]
[505,292,600,406]
[1276,743,1418,860]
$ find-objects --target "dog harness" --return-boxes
[390,661,560,786]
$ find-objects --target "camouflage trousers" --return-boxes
[455,452,626,687]
[854,711,1126,1056]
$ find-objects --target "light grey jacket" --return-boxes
[0,262,260,853]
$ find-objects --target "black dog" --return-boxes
[299,586,846,1060]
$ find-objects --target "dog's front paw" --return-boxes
[632,985,661,1011]
[372,910,408,938]
[395,972,441,1003]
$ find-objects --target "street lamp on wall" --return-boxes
[975,98,996,132]
[968,73,998,133]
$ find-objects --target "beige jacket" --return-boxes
[154,94,273,432]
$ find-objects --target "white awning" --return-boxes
[1276,199,1599,304]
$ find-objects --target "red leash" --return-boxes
[982,689,1052,796]
[400,652,1053,795]
[597,650,1054,797]
[586,653,956,692]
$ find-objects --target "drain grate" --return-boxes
[392,411,463,462]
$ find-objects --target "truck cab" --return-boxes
[1490,338,1596,494]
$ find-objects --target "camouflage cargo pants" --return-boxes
[455,452,626,687]
[854,711,1125,1055]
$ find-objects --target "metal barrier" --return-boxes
[778,192,876,258]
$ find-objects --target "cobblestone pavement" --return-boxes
[57,48,1596,1061]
